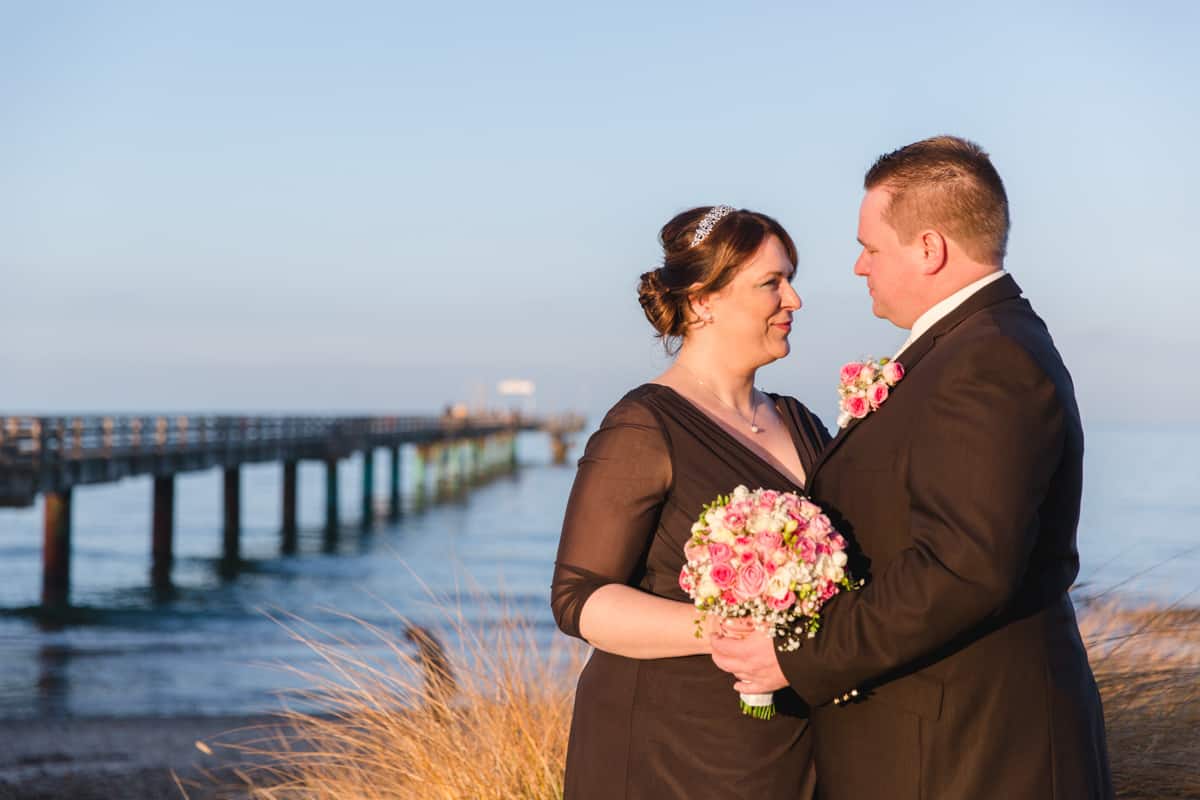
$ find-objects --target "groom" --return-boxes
[712,136,1113,798]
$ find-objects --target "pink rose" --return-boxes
[724,511,746,530]
[722,589,739,604]
[799,538,817,563]
[684,539,706,563]
[820,582,838,602]
[844,394,870,419]
[764,560,777,575]
[839,362,864,386]
[707,541,734,563]
[810,515,833,536]
[710,561,737,589]
[738,550,757,565]
[882,360,904,384]
[755,529,784,554]
[868,382,889,408]
[758,489,780,508]
[678,565,694,594]
[734,560,767,600]
[858,364,878,383]
[829,533,847,550]
[798,499,821,519]
[767,590,796,611]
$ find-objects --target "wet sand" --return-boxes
[0,715,278,800]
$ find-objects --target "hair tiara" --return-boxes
[690,205,735,248]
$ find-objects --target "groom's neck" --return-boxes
[910,264,1004,324]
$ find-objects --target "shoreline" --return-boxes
[0,714,280,800]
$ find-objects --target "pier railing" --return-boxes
[0,412,584,506]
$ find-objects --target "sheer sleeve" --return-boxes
[551,395,672,639]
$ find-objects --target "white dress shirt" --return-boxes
[894,271,1008,360]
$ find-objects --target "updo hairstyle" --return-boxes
[637,206,797,353]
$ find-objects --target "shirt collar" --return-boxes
[895,270,1007,360]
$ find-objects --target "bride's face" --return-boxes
[700,235,801,365]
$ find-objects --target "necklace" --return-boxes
[675,362,764,434]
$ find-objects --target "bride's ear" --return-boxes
[686,283,715,325]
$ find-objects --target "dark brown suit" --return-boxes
[778,275,1113,799]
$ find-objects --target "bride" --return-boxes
[551,205,830,799]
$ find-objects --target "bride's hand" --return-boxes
[716,617,757,639]
[700,616,759,653]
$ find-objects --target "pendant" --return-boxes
[750,424,761,434]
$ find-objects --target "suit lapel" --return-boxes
[809,275,1024,482]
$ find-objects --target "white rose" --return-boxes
[832,551,848,567]
[709,528,735,545]
[816,555,841,581]
[697,576,720,600]
[765,573,791,599]
[748,511,775,533]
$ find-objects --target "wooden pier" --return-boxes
[0,412,584,611]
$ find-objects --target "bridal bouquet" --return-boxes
[679,485,860,719]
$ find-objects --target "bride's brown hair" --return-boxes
[637,206,797,354]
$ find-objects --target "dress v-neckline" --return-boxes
[644,383,810,491]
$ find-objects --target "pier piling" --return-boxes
[361,449,375,529]
[388,445,402,520]
[324,458,339,548]
[281,460,298,554]
[151,476,175,591]
[222,468,241,566]
[41,491,72,610]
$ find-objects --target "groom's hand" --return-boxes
[710,628,788,694]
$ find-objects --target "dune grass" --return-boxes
[194,598,1199,799]
[1078,600,1200,799]
[190,603,584,800]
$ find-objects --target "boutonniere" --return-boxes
[836,357,905,428]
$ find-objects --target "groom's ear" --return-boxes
[917,230,948,275]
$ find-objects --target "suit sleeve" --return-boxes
[777,337,1066,705]
[550,398,671,639]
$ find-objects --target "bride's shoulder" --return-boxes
[599,384,671,428]
[765,391,808,412]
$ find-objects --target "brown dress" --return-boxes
[551,383,831,800]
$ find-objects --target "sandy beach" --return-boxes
[0,715,278,800]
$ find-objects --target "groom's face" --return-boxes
[854,187,925,329]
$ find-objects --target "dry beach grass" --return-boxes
[1079,601,1200,799]
[193,599,1200,800]
[186,606,584,800]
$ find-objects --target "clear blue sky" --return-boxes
[2,1,1197,424]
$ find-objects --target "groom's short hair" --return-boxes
[865,135,1009,264]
